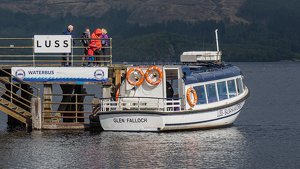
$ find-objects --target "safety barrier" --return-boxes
[0,69,40,124]
[100,97,182,112]
[42,93,96,123]
[0,69,40,108]
[0,37,112,67]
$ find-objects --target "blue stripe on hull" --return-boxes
[165,110,240,126]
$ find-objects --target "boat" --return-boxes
[89,29,250,131]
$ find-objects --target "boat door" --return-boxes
[163,66,184,110]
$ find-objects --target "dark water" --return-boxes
[1,62,300,168]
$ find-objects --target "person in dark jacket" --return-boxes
[166,81,174,98]
[62,25,75,66]
[80,27,90,66]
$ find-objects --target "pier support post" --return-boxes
[102,85,111,98]
[43,84,53,123]
[31,97,41,130]
[58,85,75,122]
[102,85,111,112]
[115,69,122,88]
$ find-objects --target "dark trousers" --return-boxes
[94,49,103,66]
[61,53,71,66]
[102,47,109,66]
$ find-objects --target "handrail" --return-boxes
[0,69,40,94]
[0,69,40,103]
[0,37,113,66]
[0,90,32,109]
[99,97,182,112]
[42,93,95,123]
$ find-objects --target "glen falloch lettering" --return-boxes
[113,118,147,123]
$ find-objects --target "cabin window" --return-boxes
[194,85,207,104]
[227,79,237,98]
[217,81,228,101]
[206,83,218,103]
[236,78,244,94]
[242,77,246,90]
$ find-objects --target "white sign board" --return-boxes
[34,35,71,53]
[12,67,108,83]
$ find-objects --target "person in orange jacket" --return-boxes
[90,28,103,66]
[87,42,100,66]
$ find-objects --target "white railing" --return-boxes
[100,97,182,112]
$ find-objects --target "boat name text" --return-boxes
[217,103,243,117]
[113,118,148,123]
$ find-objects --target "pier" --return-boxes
[0,36,125,130]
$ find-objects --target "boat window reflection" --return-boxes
[206,83,218,103]
[236,78,243,94]
[217,81,228,101]
[242,77,246,91]
[194,85,207,104]
[227,79,237,98]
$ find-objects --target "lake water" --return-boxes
[1,62,300,168]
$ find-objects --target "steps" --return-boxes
[0,97,32,124]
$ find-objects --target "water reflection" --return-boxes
[89,127,249,168]
[0,127,249,168]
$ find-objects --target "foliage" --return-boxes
[0,3,300,62]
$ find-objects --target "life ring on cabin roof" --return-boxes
[145,66,163,85]
[126,67,145,86]
[115,88,120,101]
[187,87,197,107]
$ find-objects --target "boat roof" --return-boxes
[182,64,242,85]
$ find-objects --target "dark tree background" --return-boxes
[1,0,300,62]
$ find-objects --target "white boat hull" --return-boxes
[99,101,245,132]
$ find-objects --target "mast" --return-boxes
[215,29,219,52]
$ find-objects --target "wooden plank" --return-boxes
[0,105,27,124]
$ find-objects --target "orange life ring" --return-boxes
[187,87,197,106]
[115,88,120,101]
[145,66,163,85]
[126,67,144,86]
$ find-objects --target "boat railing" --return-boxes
[99,97,182,112]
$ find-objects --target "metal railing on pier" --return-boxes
[0,69,40,108]
[0,69,40,124]
[0,37,112,67]
[42,93,96,124]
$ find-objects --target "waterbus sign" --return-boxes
[11,67,108,83]
[34,35,71,53]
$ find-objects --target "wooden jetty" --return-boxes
[0,36,126,130]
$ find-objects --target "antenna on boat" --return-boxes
[215,29,219,52]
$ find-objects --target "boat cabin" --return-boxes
[99,62,246,112]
